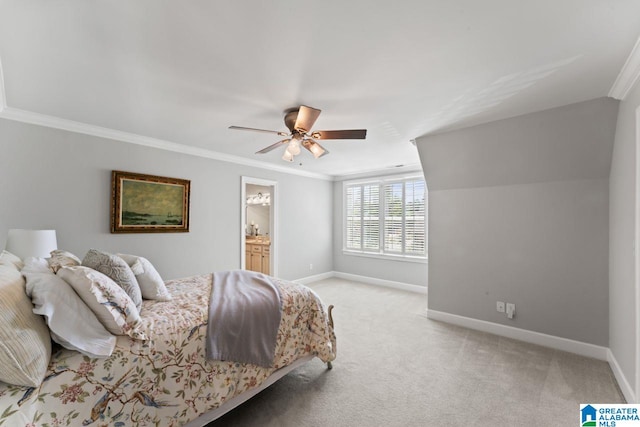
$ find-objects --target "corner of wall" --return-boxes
[0,56,6,111]
[608,349,637,403]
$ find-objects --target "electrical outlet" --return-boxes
[309,263,313,270]
[496,301,505,313]
[506,303,516,319]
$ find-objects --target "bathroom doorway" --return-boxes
[241,176,277,277]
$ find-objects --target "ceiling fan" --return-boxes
[229,105,367,162]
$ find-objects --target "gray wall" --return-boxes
[416,98,618,346]
[609,82,640,397]
[0,118,333,281]
[332,179,428,287]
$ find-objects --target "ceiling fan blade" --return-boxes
[229,126,289,137]
[311,129,367,140]
[294,105,321,133]
[302,139,329,158]
[255,139,290,154]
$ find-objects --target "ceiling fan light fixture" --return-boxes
[288,139,301,155]
[302,139,326,158]
[282,148,294,162]
[308,142,325,158]
[230,105,367,161]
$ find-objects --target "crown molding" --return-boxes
[0,106,333,181]
[332,163,423,181]
[609,35,640,100]
[0,54,330,180]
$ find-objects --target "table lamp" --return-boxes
[5,229,58,259]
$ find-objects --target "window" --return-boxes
[344,175,427,260]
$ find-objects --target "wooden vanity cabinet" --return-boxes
[246,241,270,275]
[261,246,270,275]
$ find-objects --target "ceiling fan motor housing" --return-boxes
[284,109,302,133]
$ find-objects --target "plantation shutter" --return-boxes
[383,182,404,253]
[346,186,362,250]
[362,185,380,250]
[404,179,426,256]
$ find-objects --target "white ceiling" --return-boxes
[1,1,639,179]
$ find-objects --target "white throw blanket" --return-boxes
[206,270,282,367]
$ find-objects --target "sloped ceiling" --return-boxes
[0,1,639,178]
[416,97,619,190]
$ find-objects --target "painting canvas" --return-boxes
[111,171,190,233]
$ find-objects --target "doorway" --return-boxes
[241,176,277,277]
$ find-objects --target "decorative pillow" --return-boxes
[82,249,142,311]
[48,249,81,273]
[0,250,23,270]
[117,253,172,301]
[22,258,117,358]
[0,264,51,387]
[57,266,147,341]
[128,258,145,275]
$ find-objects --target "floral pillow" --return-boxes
[48,249,81,273]
[82,249,142,311]
[57,266,147,341]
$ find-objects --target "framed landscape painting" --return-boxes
[111,170,190,233]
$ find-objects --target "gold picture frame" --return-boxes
[111,170,190,233]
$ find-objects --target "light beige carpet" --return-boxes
[207,278,624,427]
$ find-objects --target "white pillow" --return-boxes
[21,257,51,274]
[22,258,117,358]
[0,250,24,270]
[117,254,172,301]
[129,258,145,275]
[0,264,51,387]
[57,266,147,341]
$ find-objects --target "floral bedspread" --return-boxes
[0,274,336,427]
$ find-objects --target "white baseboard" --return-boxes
[333,271,427,294]
[293,271,335,285]
[607,349,637,403]
[427,309,609,361]
[294,271,427,294]
[431,309,638,402]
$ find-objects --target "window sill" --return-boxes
[342,250,428,264]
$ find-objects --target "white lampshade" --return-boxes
[5,229,58,259]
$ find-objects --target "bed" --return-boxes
[0,251,336,427]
